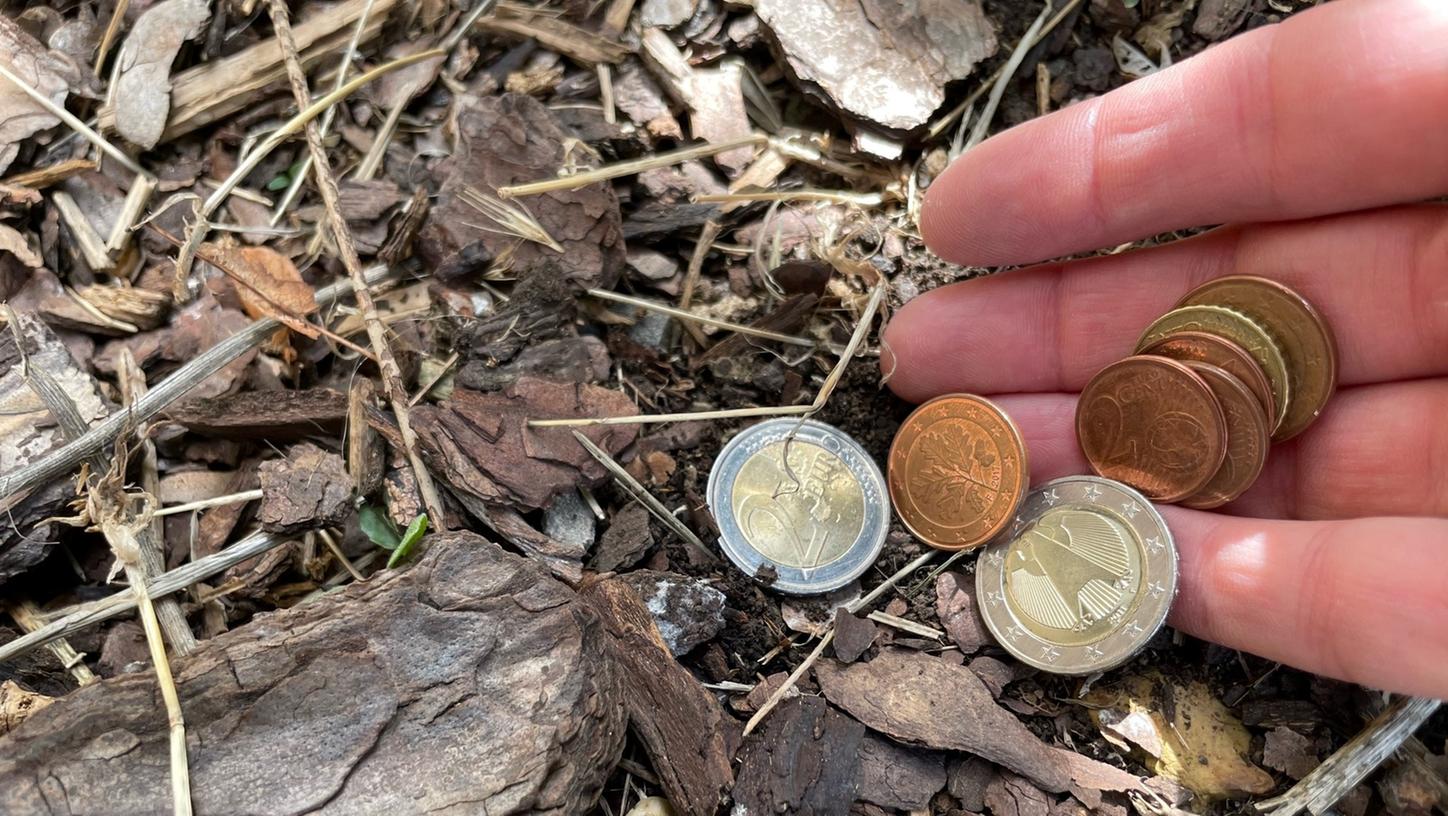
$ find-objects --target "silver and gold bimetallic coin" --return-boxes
[975,476,1177,674]
[708,418,889,595]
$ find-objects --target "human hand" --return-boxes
[883,0,1448,698]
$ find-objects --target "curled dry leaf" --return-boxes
[1085,672,1275,801]
[0,16,83,174]
[113,0,211,149]
[202,243,318,324]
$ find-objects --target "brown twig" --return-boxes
[266,0,447,528]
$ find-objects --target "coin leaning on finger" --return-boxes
[707,418,889,595]
[1175,275,1338,441]
[888,394,1029,551]
[975,475,1178,675]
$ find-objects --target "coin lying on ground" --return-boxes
[707,418,889,595]
[1076,355,1227,503]
[975,476,1178,675]
[1139,330,1275,424]
[1136,304,1290,435]
[1179,361,1271,510]
[1175,275,1337,441]
[887,394,1029,551]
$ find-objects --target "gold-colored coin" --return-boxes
[1176,275,1338,441]
[1136,305,1290,434]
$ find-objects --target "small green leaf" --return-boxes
[1122,0,1140,7]
[387,514,429,569]
[265,174,291,191]
[359,504,401,550]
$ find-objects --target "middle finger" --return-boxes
[883,205,1448,401]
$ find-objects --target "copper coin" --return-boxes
[1176,275,1338,441]
[1076,356,1227,503]
[1179,362,1271,510]
[888,394,1029,551]
[1139,331,1275,423]
[1136,304,1291,434]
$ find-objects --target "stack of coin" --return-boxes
[1076,275,1337,508]
[887,394,1031,551]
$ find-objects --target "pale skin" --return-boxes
[884,0,1448,698]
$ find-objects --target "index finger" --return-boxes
[921,0,1448,267]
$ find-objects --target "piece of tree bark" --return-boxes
[0,533,627,815]
[733,695,864,816]
[418,93,625,290]
[855,732,947,811]
[816,648,1072,792]
[581,577,734,816]
[257,442,352,535]
[164,387,347,439]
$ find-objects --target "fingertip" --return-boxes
[879,305,934,403]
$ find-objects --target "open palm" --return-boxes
[883,0,1448,698]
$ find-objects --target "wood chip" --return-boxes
[1263,726,1319,781]
[733,695,864,815]
[833,607,878,663]
[594,502,655,572]
[0,310,110,585]
[856,733,947,811]
[409,378,638,511]
[419,93,625,290]
[0,223,40,268]
[582,577,734,816]
[0,16,83,175]
[754,0,998,131]
[112,0,210,149]
[165,387,347,439]
[815,648,1072,792]
[257,442,352,535]
[0,533,629,814]
[935,569,995,654]
[986,771,1054,816]
[948,755,998,812]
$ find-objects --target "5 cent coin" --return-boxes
[1077,355,1227,502]
[976,476,1178,675]
[888,394,1029,551]
[1179,362,1271,510]
[708,418,889,595]
[1136,304,1291,434]
[1176,275,1338,441]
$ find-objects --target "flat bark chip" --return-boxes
[410,377,639,511]
[582,577,734,816]
[815,648,1073,793]
[0,533,628,815]
[733,696,865,816]
[420,93,625,289]
[257,442,353,535]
